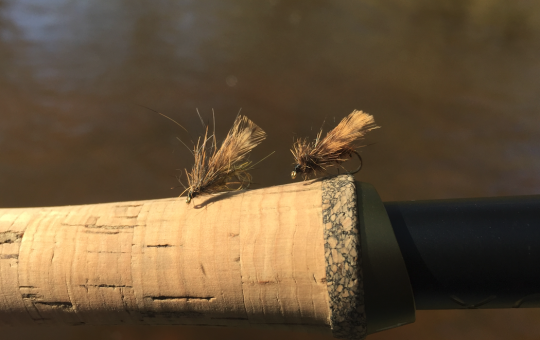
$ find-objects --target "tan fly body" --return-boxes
[290,110,379,180]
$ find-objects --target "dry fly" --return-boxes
[141,106,270,203]
[180,113,269,203]
[290,110,379,180]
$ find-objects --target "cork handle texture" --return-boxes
[0,175,365,339]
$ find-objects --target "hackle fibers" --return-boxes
[182,115,267,203]
[291,110,379,180]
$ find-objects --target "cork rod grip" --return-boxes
[0,176,365,339]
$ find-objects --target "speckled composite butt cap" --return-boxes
[322,175,366,339]
[0,174,415,339]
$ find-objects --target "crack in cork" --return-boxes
[33,301,73,310]
[144,296,215,302]
[0,231,24,244]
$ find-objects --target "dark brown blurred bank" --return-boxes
[1,0,540,339]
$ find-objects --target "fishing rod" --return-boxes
[0,175,537,339]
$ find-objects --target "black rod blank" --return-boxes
[384,195,540,310]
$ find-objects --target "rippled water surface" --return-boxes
[1,0,540,339]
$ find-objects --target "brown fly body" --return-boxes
[291,110,379,180]
[182,114,267,203]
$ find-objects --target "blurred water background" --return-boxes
[1,0,540,339]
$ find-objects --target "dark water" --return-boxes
[1,0,540,339]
